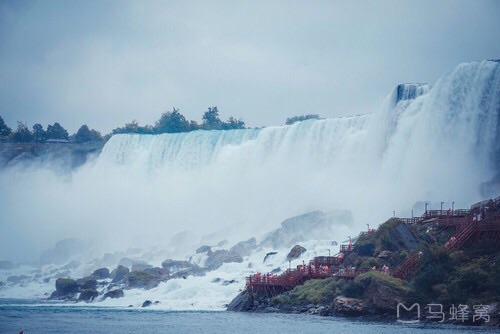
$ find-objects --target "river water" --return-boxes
[0,299,497,334]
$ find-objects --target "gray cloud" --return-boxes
[1,0,499,134]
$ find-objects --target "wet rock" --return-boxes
[222,279,237,286]
[260,210,353,248]
[124,271,158,289]
[286,245,306,261]
[271,267,281,274]
[103,289,124,299]
[110,265,130,283]
[227,290,253,312]
[131,263,153,272]
[205,250,243,270]
[333,297,368,315]
[229,238,257,257]
[76,277,97,290]
[196,245,212,254]
[92,268,110,279]
[50,278,78,300]
[144,267,168,278]
[161,259,192,273]
[142,300,152,307]
[78,289,98,302]
[263,252,277,263]
[161,259,205,278]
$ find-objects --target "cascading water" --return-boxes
[0,60,498,263]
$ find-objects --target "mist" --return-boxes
[1,60,498,264]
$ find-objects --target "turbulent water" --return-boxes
[0,60,499,310]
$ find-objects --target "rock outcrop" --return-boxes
[124,271,158,289]
[333,297,369,315]
[229,238,257,257]
[111,265,129,283]
[50,278,79,300]
[260,210,352,249]
[103,289,124,300]
[91,268,110,279]
[205,250,243,270]
[227,290,253,312]
[286,245,306,261]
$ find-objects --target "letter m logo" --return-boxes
[397,303,420,323]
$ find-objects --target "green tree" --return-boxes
[154,108,190,133]
[73,124,103,143]
[46,122,69,140]
[285,114,320,125]
[0,115,12,137]
[112,120,154,135]
[32,123,46,142]
[12,121,34,142]
[222,116,245,130]
[202,107,222,130]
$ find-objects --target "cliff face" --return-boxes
[228,204,500,325]
[0,142,104,169]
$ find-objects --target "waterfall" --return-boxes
[1,60,498,262]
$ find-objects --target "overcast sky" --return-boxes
[1,0,499,134]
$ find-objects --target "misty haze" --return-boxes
[0,1,499,333]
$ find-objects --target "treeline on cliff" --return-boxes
[0,106,245,144]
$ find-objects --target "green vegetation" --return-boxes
[0,105,247,145]
[285,114,320,125]
[274,278,346,304]
[273,215,499,316]
[410,241,500,306]
[0,116,12,137]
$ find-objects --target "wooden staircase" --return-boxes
[393,254,419,279]
[445,219,478,251]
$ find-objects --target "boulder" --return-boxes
[92,268,110,279]
[51,278,78,300]
[270,267,281,274]
[76,277,97,290]
[286,245,307,261]
[144,267,168,278]
[356,271,408,312]
[103,289,124,299]
[229,238,257,257]
[161,259,205,278]
[227,290,253,312]
[142,300,152,307]
[131,263,153,272]
[260,210,353,248]
[263,252,277,263]
[111,265,130,283]
[0,260,14,270]
[205,250,243,271]
[196,245,212,254]
[124,271,158,289]
[78,289,98,302]
[333,297,368,315]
